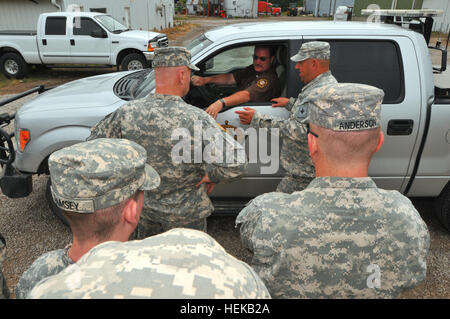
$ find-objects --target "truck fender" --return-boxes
[22,125,92,173]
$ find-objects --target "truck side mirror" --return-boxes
[429,46,447,73]
[91,29,107,38]
[205,59,214,70]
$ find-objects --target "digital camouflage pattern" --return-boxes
[250,71,337,193]
[152,46,199,71]
[236,177,430,298]
[15,245,73,299]
[305,82,384,131]
[29,228,271,299]
[88,93,247,232]
[49,138,160,213]
[290,41,330,62]
[0,233,9,299]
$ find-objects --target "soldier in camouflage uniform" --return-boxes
[15,138,160,299]
[236,83,430,298]
[0,233,9,299]
[236,41,337,193]
[28,228,270,299]
[88,47,248,238]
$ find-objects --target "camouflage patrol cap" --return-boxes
[152,46,199,71]
[49,138,160,213]
[290,41,330,62]
[307,83,384,131]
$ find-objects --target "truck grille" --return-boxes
[157,36,169,48]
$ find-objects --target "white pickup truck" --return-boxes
[0,12,169,79]
[1,16,450,231]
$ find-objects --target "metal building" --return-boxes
[422,0,450,33]
[223,0,258,18]
[0,0,174,31]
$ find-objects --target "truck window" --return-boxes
[329,40,405,104]
[72,17,103,36]
[205,46,254,74]
[45,17,67,36]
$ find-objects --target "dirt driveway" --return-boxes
[0,15,449,299]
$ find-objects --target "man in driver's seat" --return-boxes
[191,45,281,118]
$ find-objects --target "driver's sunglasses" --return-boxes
[306,123,319,138]
[253,55,269,62]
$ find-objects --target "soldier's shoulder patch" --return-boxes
[256,78,269,89]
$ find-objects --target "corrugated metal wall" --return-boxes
[304,0,355,17]
[0,0,174,31]
[63,0,174,30]
[0,0,58,30]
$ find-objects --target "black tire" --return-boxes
[0,52,29,79]
[435,182,450,231]
[45,177,69,227]
[120,53,148,71]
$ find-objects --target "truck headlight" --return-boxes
[148,41,158,52]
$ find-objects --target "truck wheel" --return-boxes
[45,177,69,227]
[121,53,148,71]
[0,53,29,79]
[435,182,450,231]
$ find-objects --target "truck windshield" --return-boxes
[133,34,213,99]
[94,15,128,33]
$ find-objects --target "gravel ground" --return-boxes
[1,16,449,299]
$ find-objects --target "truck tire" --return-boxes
[0,52,29,79]
[435,182,450,231]
[45,177,69,227]
[121,53,148,71]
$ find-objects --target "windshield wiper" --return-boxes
[112,29,130,34]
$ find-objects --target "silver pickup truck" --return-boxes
[1,18,450,230]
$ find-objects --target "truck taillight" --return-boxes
[148,41,158,52]
[19,129,30,151]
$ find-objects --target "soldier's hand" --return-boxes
[196,173,216,194]
[191,75,205,86]
[205,101,223,119]
[271,97,289,107]
[235,107,255,125]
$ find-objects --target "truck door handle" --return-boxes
[70,39,75,46]
[387,119,414,135]
[42,39,47,46]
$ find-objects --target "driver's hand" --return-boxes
[271,97,290,108]
[235,107,256,125]
[205,100,223,119]
[191,75,205,86]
